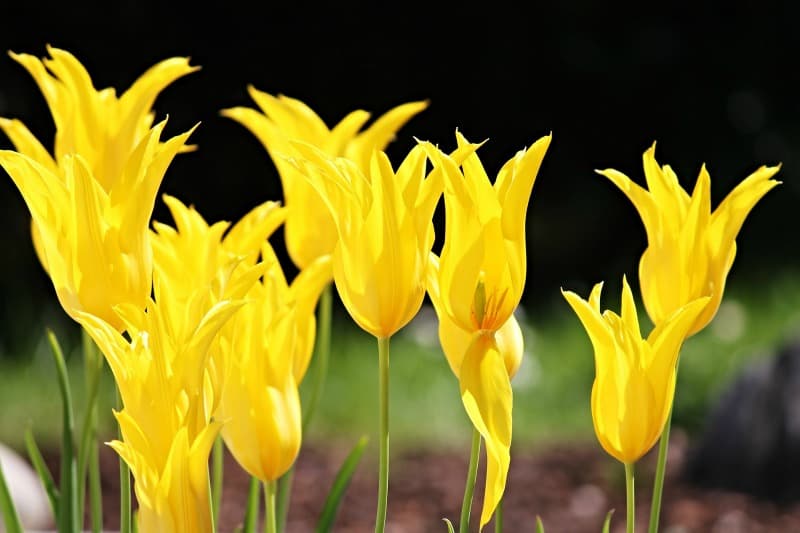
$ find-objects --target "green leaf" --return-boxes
[0,455,23,533]
[601,509,614,533]
[47,329,80,533]
[315,435,369,533]
[24,429,59,512]
[443,518,456,533]
[535,516,545,533]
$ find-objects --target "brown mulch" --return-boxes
[48,431,800,532]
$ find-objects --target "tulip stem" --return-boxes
[375,336,391,533]
[264,480,277,533]
[117,386,132,533]
[212,436,224,531]
[459,428,481,533]
[243,477,260,533]
[79,329,103,533]
[625,463,635,533]
[494,498,503,533]
[648,408,672,533]
[302,283,333,429]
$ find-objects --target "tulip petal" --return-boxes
[459,333,512,529]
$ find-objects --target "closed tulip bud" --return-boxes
[562,277,709,464]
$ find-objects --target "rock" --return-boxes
[0,442,53,531]
[683,338,800,501]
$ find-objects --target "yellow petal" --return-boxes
[459,333,512,529]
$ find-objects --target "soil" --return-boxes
[54,430,800,533]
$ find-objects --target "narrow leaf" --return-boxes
[24,429,59,512]
[602,509,614,533]
[535,516,545,533]
[315,435,369,533]
[48,329,80,533]
[443,518,456,533]
[0,456,23,533]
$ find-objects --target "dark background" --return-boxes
[0,3,797,356]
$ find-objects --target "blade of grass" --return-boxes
[315,435,368,533]
[24,428,59,513]
[602,509,615,533]
[47,329,80,533]
[0,456,23,533]
[443,518,456,533]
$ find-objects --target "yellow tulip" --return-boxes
[216,247,332,481]
[422,132,551,334]
[290,142,442,339]
[562,277,709,464]
[149,195,331,481]
[428,254,523,380]
[0,121,192,330]
[597,144,780,335]
[75,285,244,533]
[421,132,550,529]
[151,193,286,304]
[222,89,427,269]
[0,46,197,188]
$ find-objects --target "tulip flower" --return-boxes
[0,46,197,187]
[562,278,709,464]
[562,278,709,533]
[597,144,780,336]
[288,141,448,532]
[216,245,332,483]
[422,131,550,529]
[222,89,427,270]
[291,142,442,339]
[150,193,286,302]
[75,286,244,533]
[0,121,192,331]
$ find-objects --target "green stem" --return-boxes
[275,468,293,533]
[117,387,132,533]
[89,442,102,533]
[374,336,390,533]
[302,283,332,430]
[243,477,260,533]
[0,457,23,533]
[212,436,224,531]
[459,428,481,533]
[263,480,277,533]
[647,410,671,533]
[625,463,635,533]
[79,329,103,533]
[494,498,503,533]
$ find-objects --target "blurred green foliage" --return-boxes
[1,272,799,453]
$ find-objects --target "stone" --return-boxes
[0,442,53,531]
[683,338,800,501]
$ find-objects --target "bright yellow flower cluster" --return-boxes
[565,146,780,467]
[0,44,782,533]
[0,47,196,331]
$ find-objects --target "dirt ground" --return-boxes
[74,430,800,533]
